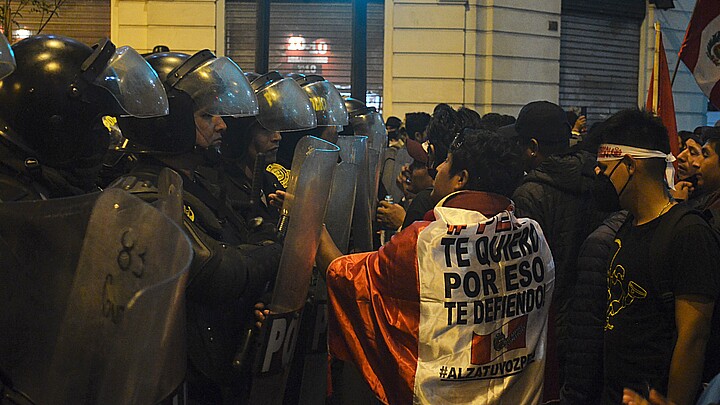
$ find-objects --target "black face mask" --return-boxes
[593,160,630,212]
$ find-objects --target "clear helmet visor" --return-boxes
[174,56,258,117]
[0,34,15,80]
[256,77,317,132]
[352,111,387,151]
[302,80,349,126]
[94,46,169,118]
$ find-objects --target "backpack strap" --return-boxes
[649,204,710,323]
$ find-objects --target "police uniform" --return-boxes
[204,159,287,245]
[112,159,282,403]
[0,35,180,404]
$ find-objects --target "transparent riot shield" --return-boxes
[382,146,413,204]
[0,33,15,80]
[284,135,366,404]
[0,189,192,405]
[249,135,339,404]
[351,111,388,251]
[271,135,339,314]
[324,135,367,254]
[155,167,185,225]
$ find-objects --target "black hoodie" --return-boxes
[512,150,609,397]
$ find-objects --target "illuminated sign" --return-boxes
[286,35,330,74]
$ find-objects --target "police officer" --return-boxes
[0,35,169,200]
[0,35,195,405]
[217,71,317,242]
[112,50,283,404]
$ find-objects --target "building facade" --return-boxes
[5,0,709,129]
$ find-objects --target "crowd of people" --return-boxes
[0,32,719,405]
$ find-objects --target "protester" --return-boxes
[623,372,720,405]
[672,129,704,201]
[696,127,720,198]
[595,109,720,405]
[677,130,703,181]
[561,210,628,405]
[567,110,587,146]
[385,116,403,146]
[318,128,554,404]
[399,104,459,228]
[508,100,607,402]
[481,112,516,130]
[456,106,483,130]
[405,112,432,142]
[377,138,434,231]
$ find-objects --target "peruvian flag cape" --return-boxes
[327,191,555,404]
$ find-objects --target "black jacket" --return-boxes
[511,150,608,380]
[112,161,282,393]
[561,211,628,405]
[512,151,606,311]
[0,141,92,201]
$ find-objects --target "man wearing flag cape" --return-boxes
[316,128,556,404]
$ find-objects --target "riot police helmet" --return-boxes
[293,74,348,127]
[339,97,386,152]
[0,34,15,80]
[343,96,375,118]
[117,50,258,154]
[0,35,168,168]
[250,71,317,132]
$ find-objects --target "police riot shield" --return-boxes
[0,189,192,405]
[0,33,15,80]
[155,167,185,225]
[382,146,413,204]
[283,135,366,404]
[350,111,387,251]
[249,136,339,404]
[324,135,367,254]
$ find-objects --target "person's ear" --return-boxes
[455,169,470,191]
[529,138,539,157]
[624,155,636,175]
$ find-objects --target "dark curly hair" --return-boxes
[427,104,460,168]
[457,107,483,131]
[448,128,523,197]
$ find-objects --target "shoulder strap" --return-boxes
[649,204,708,315]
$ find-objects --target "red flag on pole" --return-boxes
[647,23,680,161]
[678,0,720,108]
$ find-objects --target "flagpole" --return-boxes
[652,22,661,114]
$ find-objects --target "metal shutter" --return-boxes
[225,0,384,107]
[6,0,110,46]
[559,2,645,123]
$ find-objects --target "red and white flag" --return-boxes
[678,0,720,108]
[471,314,529,365]
[647,24,680,168]
[327,191,555,404]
